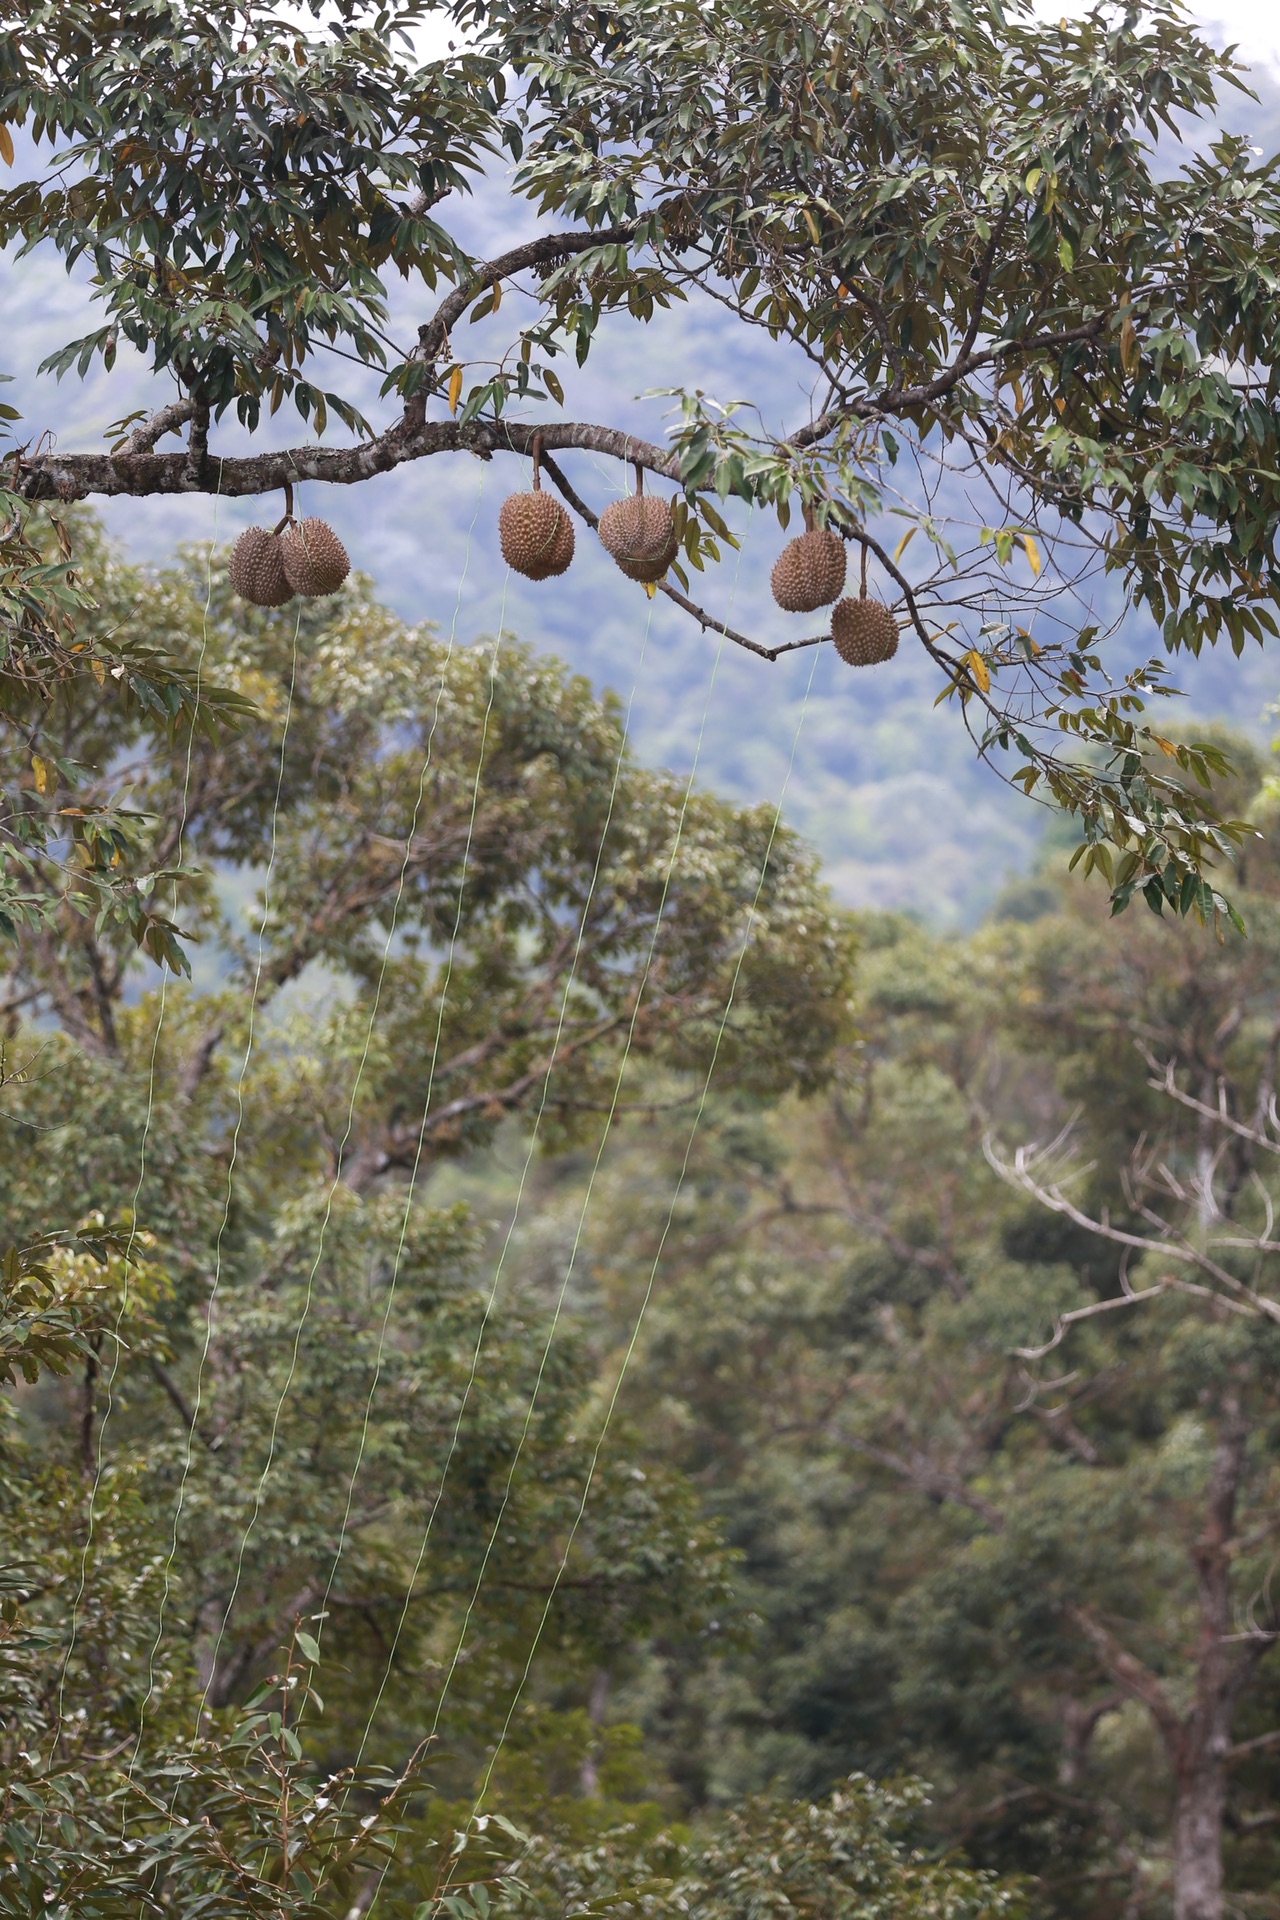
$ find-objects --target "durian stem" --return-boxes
[532,432,543,491]
[803,501,815,534]
[634,461,644,496]
[860,542,868,599]
[272,479,295,534]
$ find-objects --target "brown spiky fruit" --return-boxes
[598,492,679,583]
[831,595,899,666]
[228,527,294,608]
[499,490,575,580]
[770,526,846,613]
[280,517,350,597]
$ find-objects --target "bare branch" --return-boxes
[1141,1047,1280,1159]
[984,1132,1280,1332]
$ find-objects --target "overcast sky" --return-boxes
[1036,0,1279,76]
[400,0,1279,81]
[1170,2,1277,73]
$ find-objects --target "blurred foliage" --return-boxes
[543,778,1280,1917]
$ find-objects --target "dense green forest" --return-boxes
[4,523,1280,1917]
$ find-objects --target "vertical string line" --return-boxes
[196,563,512,1723]
[55,478,222,1751]
[352,514,752,1775]
[141,593,303,1755]
[142,474,486,1753]
[431,634,822,1908]
[309,586,658,1670]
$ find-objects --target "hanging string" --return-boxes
[144,581,304,1757]
[140,474,486,1753]
[428,628,823,1920]
[310,583,660,1678]
[55,469,224,1754]
[351,506,754,1779]
[195,540,511,1726]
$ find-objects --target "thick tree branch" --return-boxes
[413,225,638,377]
[148,1354,217,1449]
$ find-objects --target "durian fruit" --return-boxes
[831,593,899,667]
[228,526,294,608]
[770,505,846,613]
[280,516,350,597]
[499,437,575,580]
[598,466,679,582]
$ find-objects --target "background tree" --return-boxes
[559,777,1280,1920]
[3,0,1279,917]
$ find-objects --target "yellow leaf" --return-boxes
[0,124,12,168]
[1020,531,1042,577]
[893,525,918,564]
[1012,375,1026,415]
[643,581,657,599]
[1153,734,1178,758]
[490,277,502,312]
[31,754,51,795]
[1119,301,1139,377]
[448,365,463,415]
[964,650,990,694]
[90,656,106,686]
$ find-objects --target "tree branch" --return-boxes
[838,1431,1006,1530]
[537,448,827,662]
[1066,1603,1184,1761]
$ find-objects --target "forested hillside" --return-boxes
[4,525,1279,1917]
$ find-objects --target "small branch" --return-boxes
[125,396,196,455]
[79,1336,101,1478]
[414,225,638,378]
[177,1022,224,1102]
[1142,1047,1280,1159]
[1066,1603,1184,1758]
[184,398,210,488]
[148,1354,216,1448]
[538,447,826,662]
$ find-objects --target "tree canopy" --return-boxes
[573,793,1280,1920]
[2,0,1279,920]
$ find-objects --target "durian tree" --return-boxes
[3,0,1280,927]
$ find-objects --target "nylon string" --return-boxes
[352,511,754,1788]
[432,627,823,1916]
[197,545,510,1721]
[310,587,658,1670]
[148,588,304,1751]
[56,478,222,1753]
